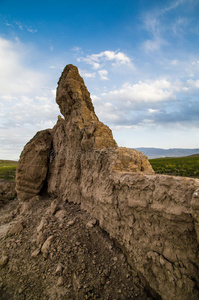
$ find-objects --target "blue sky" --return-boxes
[1,0,199,159]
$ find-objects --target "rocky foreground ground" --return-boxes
[0,194,154,300]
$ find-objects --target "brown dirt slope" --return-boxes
[0,196,153,300]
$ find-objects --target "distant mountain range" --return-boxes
[134,148,199,159]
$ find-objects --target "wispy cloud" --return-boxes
[15,21,24,30]
[143,14,161,36]
[77,50,133,69]
[141,0,198,52]
[72,46,82,53]
[143,37,167,52]
[161,0,199,14]
[5,20,37,33]
[142,12,167,52]
[79,69,96,78]
[98,69,108,80]
[5,22,14,28]
[161,0,184,13]
[171,59,178,65]
[171,17,190,35]
[27,28,37,33]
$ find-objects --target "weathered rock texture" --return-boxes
[0,180,16,206]
[47,64,153,203]
[16,64,199,300]
[16,130,52,201]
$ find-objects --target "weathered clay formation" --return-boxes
[16,130,52,201]
[0,180,16,206]
[16,64,199,300]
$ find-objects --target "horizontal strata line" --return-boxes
[16,171,46,176]
[16,182,41,190]
[16,186,40,194]
[17,167,47,172]
[16,178,44,189]
[17,187,40,194]
[16,183,42,192]
[16,185,41,193]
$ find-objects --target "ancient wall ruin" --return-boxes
[16,64,199,300]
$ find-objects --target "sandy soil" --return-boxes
[0,195,154,300]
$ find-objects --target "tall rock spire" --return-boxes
[56,64,96,121]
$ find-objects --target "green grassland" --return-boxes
[149,155,199,178]
[0,160,18,181]
[0,155,199,181]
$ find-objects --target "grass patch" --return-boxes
[0,160,18,181]
[1,156,199,181]
[149,156,199,178]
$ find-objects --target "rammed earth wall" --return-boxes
[16,65,199,300]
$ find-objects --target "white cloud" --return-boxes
[27,28,37,33]
[143,38,165,52]
[192,60,199,65]
[5,22,14,28]
[187,79,199,88]
[91,95,101,103]
[142,13,167,52]
[91,74,199,131]
[51,89,56,97]
[0,37,44,95]
[0,36,59,159]
[77,50,133,69]
[14,21,37,33]
[91,79,177,127]
[72,46,82,52]
[142,0,193,52]
[79,69,96,78]
[143,14,161,36]
[162,0,197,14]
[91,96,122,124]
[161,0,184,13]
[93,62,101,69]
[148,109,158,113]
[171,17,189,35]
[15,22,23,30]
[103,79,174,103]
[171,59,178,65]
[98,69,108,80]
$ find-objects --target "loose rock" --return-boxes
[31,248,40,258]
[41,236,55,258]
[8,220,23,236]
[55,263,63,275]
[51,199,60,215]
[86,219,97,228]
[57,276,64,287]
[0,255,9,269]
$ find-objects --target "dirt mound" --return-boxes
[0,196,153,299]
[0,179,16,207]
